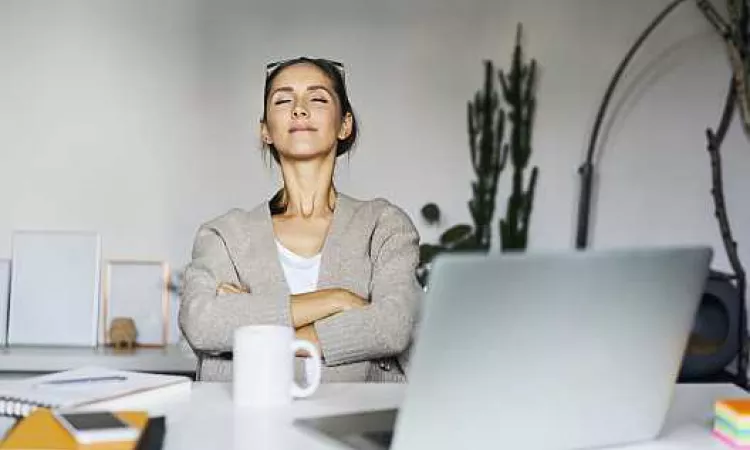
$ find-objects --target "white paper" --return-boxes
[8,231,101,346]
[0,259,10,346]
[0,416,17,440]
[0,366,191,412]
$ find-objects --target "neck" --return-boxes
[278,153,336,218]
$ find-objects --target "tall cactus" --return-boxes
[499,23,540,251]
[417,23,540,286]
[467,60,508,250]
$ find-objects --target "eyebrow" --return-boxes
[270,85,335,98]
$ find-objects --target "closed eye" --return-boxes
[311,98,328,103]
[274,99,291,105]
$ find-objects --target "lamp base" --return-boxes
[678,270,746,389]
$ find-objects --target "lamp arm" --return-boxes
[574,0,750,387]
[576,0,691,249]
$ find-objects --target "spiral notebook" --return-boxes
[0,366,191,419]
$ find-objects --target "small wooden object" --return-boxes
[109,317,137,351]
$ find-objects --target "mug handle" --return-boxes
[290,339,322,398]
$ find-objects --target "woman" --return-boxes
[179,57,423,382]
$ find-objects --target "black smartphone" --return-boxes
[53,410,140,444]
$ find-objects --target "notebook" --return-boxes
[0,408,151,449]
[0,367,191,419]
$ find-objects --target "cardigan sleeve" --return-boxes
[314,203,423,366]
[178,225,292,352]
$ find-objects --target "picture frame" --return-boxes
[101,260,170,348]
[8,231,101,347]
[0,259,9,346]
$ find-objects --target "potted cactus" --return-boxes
[418,23,540,286]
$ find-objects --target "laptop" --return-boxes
[296,245,712,449]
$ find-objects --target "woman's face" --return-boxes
[261,63,352,162]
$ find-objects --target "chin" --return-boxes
[279,146,332,162]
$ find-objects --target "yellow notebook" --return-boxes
[0,408,149,450]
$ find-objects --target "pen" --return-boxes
[39,375,128,386]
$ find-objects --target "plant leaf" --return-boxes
[440,224,474,247]
[419,243,444,265]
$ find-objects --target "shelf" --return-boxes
[0,344,197,375]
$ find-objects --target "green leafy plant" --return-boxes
[417,24,540,286]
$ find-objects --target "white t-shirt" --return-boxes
[275,240,321,375]
[275,239,321,295]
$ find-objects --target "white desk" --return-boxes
[98,382,749,450]
[0,344,196,378]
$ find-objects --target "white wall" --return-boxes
[0,0,202,263]
[1,0,748,324]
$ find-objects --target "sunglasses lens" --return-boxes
[266,58,344,78]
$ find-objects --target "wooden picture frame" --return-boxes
[101,260,169,348]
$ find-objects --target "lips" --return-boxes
[289,124,317,133]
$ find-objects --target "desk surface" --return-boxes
[0,344,196,375]
[161,383,403,450]
[94,382,750,450]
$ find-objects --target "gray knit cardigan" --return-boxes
[178,193,423,382]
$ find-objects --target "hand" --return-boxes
[295,324,320,357]
[290,288,368,328]
[216,282,249,294]
[333,289,368,312]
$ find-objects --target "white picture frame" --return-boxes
[102,260,169,347]
[0,259,10,346]
[8,231,101,347]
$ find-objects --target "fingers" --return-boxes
[216,282,249,294]
[337,289,368,311]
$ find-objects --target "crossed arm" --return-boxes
[216,282,366,356]
[180,205,420,368]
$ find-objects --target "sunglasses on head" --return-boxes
[265,58,345,81]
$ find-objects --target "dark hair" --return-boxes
[262,57,359,215]
[261,57,359,163]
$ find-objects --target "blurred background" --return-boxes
[0,0,747,344]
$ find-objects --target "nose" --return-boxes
[292,103,309,119]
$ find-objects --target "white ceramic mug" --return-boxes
[233,325,322,408]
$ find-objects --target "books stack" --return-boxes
[714,398,750,447]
